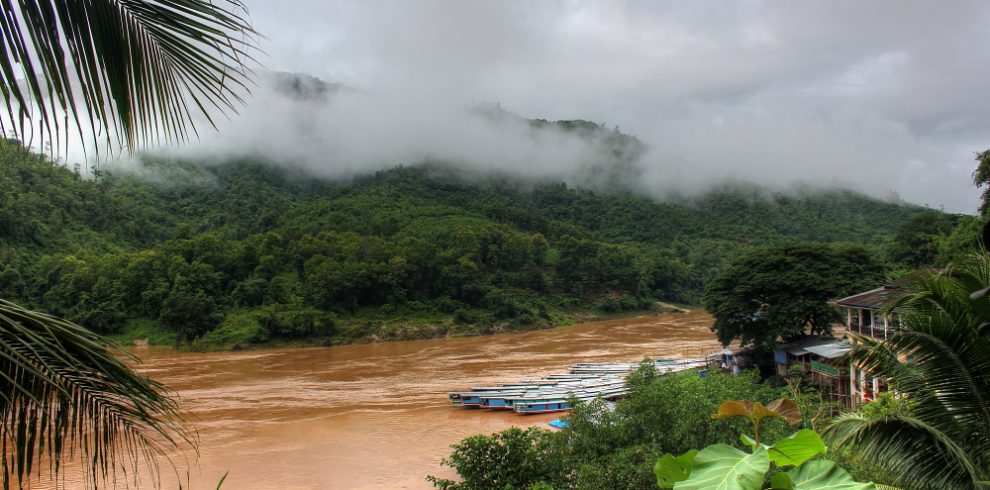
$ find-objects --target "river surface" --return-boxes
[35,310,720,489]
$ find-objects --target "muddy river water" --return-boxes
[36,310,720,489]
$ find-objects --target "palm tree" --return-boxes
[1,0,257,151]
[0,1,257,486]
[824,251,990,489]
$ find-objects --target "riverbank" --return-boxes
[111,302,693,351]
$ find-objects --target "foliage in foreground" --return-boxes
[655,399,873,489]
[0,0,257,151]
[823,251,990,490]
[0,299,190,486]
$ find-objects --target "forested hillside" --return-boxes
[0,139,966,349]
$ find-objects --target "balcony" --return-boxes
[849,324,892,340]
[811,359,843,377]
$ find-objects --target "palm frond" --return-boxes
[0,299,192,487]
[0,0,259,153]
[826,252,990,488]
[824,413,982,489]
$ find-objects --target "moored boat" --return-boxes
[449,357,705,415]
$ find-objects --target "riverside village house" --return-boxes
[773,285,903,409]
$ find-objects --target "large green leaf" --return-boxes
[674,444,769,490]
[767,429,827,467]
[770,472,794,490]
[787,460,875,490]
[655,449,698,488]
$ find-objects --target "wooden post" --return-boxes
[858,369,866,403]
[849,359,857,409]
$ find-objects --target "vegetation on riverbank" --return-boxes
[429,367,798,489]
[0,138,975,350]
[432,250,990,489]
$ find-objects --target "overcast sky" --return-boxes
[176,0,990,213]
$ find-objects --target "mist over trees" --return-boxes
[0,138,958,348]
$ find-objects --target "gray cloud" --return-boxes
[145,0,990,212]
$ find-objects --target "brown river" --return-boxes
[34,310,720,489]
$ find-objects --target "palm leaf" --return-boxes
[0,299,192,487]
[825,252,990,489]
[0,0,258,153]
[825,414,980,489]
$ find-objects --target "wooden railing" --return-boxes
[851,325,889,340]
[811,359,842,377]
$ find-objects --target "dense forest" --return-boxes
[0,138,976,349]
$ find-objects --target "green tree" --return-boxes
[160,280,221,341]
[0,0,256,485]
[973,149,990,217]
[823,251,990,489]
[935,215,983,266]
[703,244,883,351]
[886,210,958,268]
[427,427,569,490]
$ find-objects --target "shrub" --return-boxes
[427,427,568,490]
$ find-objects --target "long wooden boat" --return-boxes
[448,358,706,413]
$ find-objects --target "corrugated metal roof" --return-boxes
[776,336,840,356]
[804,340,851,359]
[835,286,903,310]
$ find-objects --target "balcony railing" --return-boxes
[850,325,890,340]
[811,359,842,377]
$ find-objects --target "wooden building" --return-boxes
[835,286,903,341]
[834,286,902,407]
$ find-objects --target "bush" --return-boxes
[600,295,621,313]
[260,308,335,339]
[427,427,568,490]
[484,288,540,320]
[453,309,479,325]
[435,296,461,313]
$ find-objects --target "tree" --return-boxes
[0,0,256,486]
[703,244,883,351]
[824,251,990,489]
[886,210,958,268]
[973,149,990,217]
[427,427,569,490]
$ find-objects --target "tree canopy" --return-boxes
[702,244,885,351]
[973,149,990,217]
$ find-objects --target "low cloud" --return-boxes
[114,1,990,213]
[158,73,647,192]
